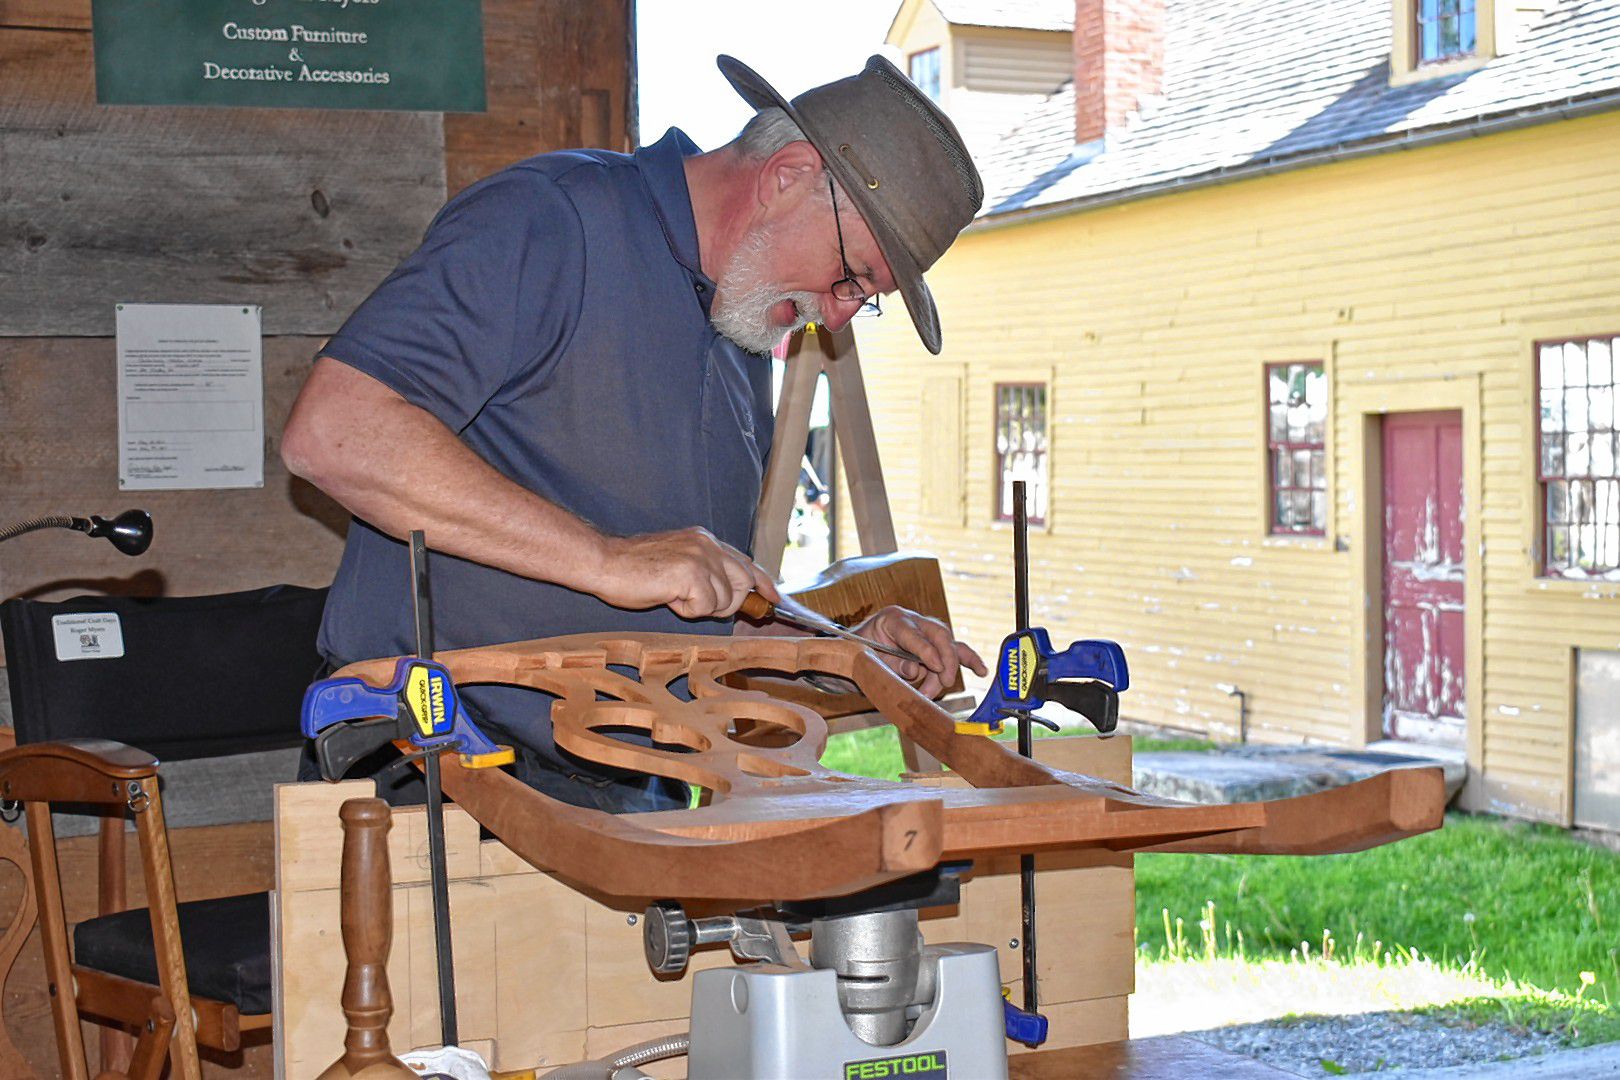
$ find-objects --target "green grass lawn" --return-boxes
[820,728,1620,1045]
[1137,813,1620,1043]
[817,724,1213,781]
[820,725,909,780]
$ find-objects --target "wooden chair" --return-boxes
[0,584,327,1079]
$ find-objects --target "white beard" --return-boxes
[710,223,824,355]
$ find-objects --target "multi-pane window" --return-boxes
[1267,362,1327,535]
[1539,336,1620,580]
[1416,0,1477,64]
[908,47,941,101]
[995,383,1048,523]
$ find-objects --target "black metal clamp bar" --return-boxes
[411,531,459,1049]
[1011,481,1040,1019]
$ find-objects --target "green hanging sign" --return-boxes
[92,0,486,112]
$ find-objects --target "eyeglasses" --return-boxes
[828,178,882,318]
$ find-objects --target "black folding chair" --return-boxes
[0,584,326,1080]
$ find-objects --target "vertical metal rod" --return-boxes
[1013,483,1032,740]
[1012,482,1039,1017]
[826,412,839,563]
[410,531,459,1048]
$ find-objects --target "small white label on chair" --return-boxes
[51,614,125,661]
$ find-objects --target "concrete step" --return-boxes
[1132,742,1467,806]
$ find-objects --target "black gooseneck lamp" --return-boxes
[0,510,154,556]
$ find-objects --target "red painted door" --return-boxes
[1382,411,1465,747]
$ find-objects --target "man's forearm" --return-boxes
[282,357,609,593]
[283,357,781,618]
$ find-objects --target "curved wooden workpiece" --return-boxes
[1139,766,1446,856]
[436,760,941,900]
[335,633,1445,903]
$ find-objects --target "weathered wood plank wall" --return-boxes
[1,0,635,616]
[446,0,636,195]
[0,30,445,336]
[0,0,438,619]
[0,0,88,31]
[0,337,348,605]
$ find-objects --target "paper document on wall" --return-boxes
[117,303,264,491]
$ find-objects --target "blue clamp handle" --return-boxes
[301,657,509,762]
[1003,996,1049,1046]
[1044,635,1129,693]
[301,656,461,740]
[963,629,1130,734]
[301,658,418,737]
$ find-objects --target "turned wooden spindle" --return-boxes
[317,797,413,1080]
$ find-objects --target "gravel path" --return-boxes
[1187,1011,1563,1075]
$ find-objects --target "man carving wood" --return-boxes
[282,56,987,811]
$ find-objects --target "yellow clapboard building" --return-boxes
[850,0,1620,824]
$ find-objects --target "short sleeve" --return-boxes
[320,169,586,432]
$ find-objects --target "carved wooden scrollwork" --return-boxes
[334,633,1447,906]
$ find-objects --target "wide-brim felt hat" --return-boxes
[717,54,983,355]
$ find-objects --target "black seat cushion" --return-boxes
[73,891,272,1016]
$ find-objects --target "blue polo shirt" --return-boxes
[313,129,774,805]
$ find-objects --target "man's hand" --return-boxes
[597,527,781,620]
[852,606,988,699]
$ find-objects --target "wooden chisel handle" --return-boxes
[737,590,922,665]
[739,591,775,621]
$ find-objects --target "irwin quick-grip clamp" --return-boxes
[301,656,514,782]
[958,628,1130,738]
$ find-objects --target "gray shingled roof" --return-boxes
[930,0,1074,32]
[978,0,1620,219]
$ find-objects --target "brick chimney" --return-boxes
[1074,0,1166,146]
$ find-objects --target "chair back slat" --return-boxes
[0,746,154,805]
[1,585,327,761]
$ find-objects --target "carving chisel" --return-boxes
[738,591,923,666]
